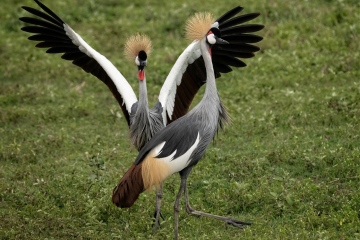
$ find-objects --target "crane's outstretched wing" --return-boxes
[19,0,137,126]
[158,6,264,125]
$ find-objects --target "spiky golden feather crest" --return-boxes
[185,12,215,41]
[124,33,152,62]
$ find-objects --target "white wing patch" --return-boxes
[63,24,138,114]
[158,41,201,125]
[150,141,166,156]
[155,132,201,174]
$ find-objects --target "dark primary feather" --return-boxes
[222,34,263,44]
[221,24,265,35]
[220,13,260,29]
[216,6,244,24]
[215,43,260,53]
[36,41,74,48]
[46,46,79,54]
[213,55,246,68]
[20,1,132,126]
[213,50,254,59]
[21,26,63,35]
[168,6,263,123]
[21,6,62,26]
[213,63,232,74]
[19,16,63,30]
[28,33,70,41]
[33,0,64,24]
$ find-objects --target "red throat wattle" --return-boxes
[138,70,145,81]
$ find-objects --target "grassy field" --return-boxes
[1,0,359,239]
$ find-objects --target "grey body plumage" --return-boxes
[129,79,164,151]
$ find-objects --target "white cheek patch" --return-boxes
[135,56,140,66]
[207,34,216,45]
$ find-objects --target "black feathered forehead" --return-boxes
[209,27,221,37]
[138,50,147,61]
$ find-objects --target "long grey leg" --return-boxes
[184,183,251,228]
[174,178,186,240]
[153,183,164,233]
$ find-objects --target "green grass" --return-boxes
[1,0,360,239]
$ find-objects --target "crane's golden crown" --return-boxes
[185,12,215,41]
[124,33,152,62]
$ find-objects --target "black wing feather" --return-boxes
[222,34,263,44]
[213,55,247,68]
[19,17,64,32]
[20,0,133,126]
[61,52,83,60]
[220,13,260,29]
[33,0,65,25]
[21,6,62,26]
[21,26,68,38]
[214,43,260,53]
[221,24,265,35]
[46,46,80,54]
[28,34,69,42]
[36,41,74,48]
[213,50,255,59]
[213,62,233,73]
[216,6,244,24]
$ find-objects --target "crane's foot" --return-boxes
[225,218,252,229]
[153,210,165,232]
[186,205,251,230]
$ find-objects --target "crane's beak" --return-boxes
[137,60,147,81]
[209,37,228,56]
[215,37,229,44]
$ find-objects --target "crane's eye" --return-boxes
[206,33,216,45]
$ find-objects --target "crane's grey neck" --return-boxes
[199,38,219,104]
[129,73,165,151]
[191,37,230,130]
[138,77,149,109]
[129,76,150,150]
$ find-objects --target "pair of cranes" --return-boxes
[20,0,264,239]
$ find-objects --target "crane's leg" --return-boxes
[174,178,186,240]
[184,183,251,228]
[153,183,164,233]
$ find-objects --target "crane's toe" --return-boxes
[153,210,165,229]
[225,218,252,229]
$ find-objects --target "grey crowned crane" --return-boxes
[19,0,163,151]
[112,11,259,239]
[19,0,263,152]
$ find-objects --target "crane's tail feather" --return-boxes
[112,155,172,208]
[112,164,144,208]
